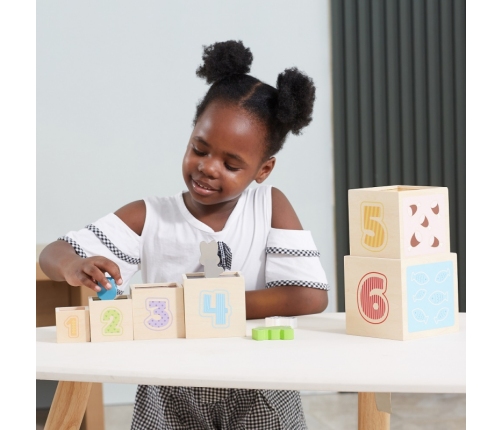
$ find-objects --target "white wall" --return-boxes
[37,0,334,405]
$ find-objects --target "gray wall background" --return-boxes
[37,0,334,406]
[330,0,466,312]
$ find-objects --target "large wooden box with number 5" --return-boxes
[344,253,459,340]
[182,272,246,339]
[131,282,185,340]
[89,295,134,342]
[348,186,450,259]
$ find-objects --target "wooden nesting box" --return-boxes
[55,306,90,343]
[131,282,185,340]
[182,271,246,339]
[344,253,459,341]
[348,185,450,259]
[88,295,134,342]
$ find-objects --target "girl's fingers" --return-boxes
[86,265,112,290]
[77,271,101,292]
[95,259,123,287]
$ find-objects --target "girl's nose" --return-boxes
[198,157,219,178]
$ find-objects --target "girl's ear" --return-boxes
[255,157,276,184]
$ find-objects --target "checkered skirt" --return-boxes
[131,385,307,430]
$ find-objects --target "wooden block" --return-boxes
[88,295,133,342]
[265,316,298,328]
[182,271,246,339]
[131,282,185,340]
[348,185,450,259]
[344,253,459,341]
[252,326,294,341]
[55,306,90,343]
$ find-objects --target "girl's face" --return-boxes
[182,101,275,208]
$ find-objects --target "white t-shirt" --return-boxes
[60,184,329,292]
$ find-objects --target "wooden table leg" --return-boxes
[44,381,92,430]
[358,392,390,430]
[82,383,105,430]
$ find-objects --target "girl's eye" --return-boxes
[225,164,240,172]
[192,147,206,156]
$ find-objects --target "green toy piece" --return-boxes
[252,326,294,341]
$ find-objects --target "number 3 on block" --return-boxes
[357,272,389,324]
[361,202,388,251]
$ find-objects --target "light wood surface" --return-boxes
[344,253,459,340]
[80,383,105,430]
[183,271,246,339]
[56,306,90,343]
[89,295,134,342]
[348,186,450,259]
[358,392,390,430]
[131,282,185,340]
[44,381,92,430]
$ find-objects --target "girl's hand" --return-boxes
[62,256,123,293]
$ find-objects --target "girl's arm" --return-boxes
[39,200,145,292]
[245,188,329,319]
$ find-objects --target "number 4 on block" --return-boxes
[252,326,294,341]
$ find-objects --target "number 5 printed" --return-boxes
[361,202,388,251]
[357,272,389,324]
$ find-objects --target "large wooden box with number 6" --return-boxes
[131,282,185,340]
[182,272,246,339]
[349,185,450,259]
[88,295,134,342]
[344,253,459,340]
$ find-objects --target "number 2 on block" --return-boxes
[200,290,230,328]
[357,272,389,324]
[101,308,123,335]
[64,316,79,338]
[361,202,388,251]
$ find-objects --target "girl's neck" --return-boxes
[182,192,241,232]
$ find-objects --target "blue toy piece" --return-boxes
[97,276,118,300]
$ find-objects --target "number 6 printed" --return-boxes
[357,272,389,324]
[361,202,388,251]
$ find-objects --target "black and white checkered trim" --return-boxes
[266,247,321,257]
[217,241,232,270]
[85,224,141,265]
[266,280,329,290]
[58,236,87,258]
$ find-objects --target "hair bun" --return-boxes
[276,67,316,135]
[196,40,253,84]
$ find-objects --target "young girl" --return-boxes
[40,40,329,430]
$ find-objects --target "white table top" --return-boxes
[36,312,466,393]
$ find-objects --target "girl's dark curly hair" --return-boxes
[193,40,316,158]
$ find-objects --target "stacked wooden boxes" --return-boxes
[344,185,459,340]
[56,272,246,342]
